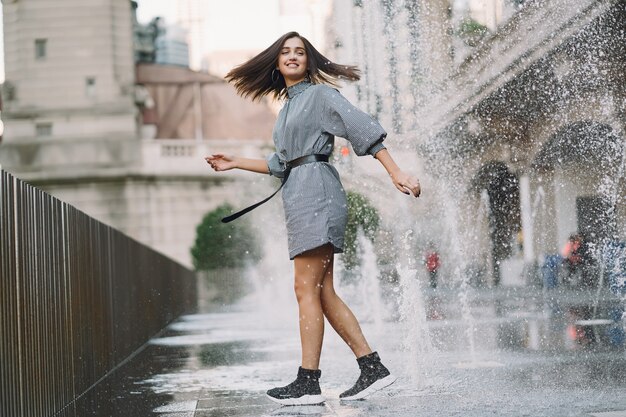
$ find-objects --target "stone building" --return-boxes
[0,0,276,267]
[1,0,138,176]
[328,0,625,286]
[423,0,625,284]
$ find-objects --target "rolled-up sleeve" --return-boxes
[266,152,287,178]
[320,87,387,156]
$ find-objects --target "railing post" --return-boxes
[0,169,197,416]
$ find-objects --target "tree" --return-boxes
[190,204,261,271]
[342,191,380,270]
[458,18,489,47]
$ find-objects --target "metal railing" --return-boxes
[0,169,197,417]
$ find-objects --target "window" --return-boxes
[35,39,47,60]
[85,77,96,98]
[2,82,16,101]
[36,123,52,137]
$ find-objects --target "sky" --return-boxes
[134,0,323,75]
[135,0,312,52]
[0,1,322,82]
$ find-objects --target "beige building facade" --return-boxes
[328,0,625,286]
[424,0,625,285]
[1,0,138,174]
[0,0,275,268]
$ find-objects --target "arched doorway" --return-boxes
[533,121,625,287]
[472,161,521,286]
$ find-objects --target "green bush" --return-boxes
[458,18,489,47]
[342,191,380,270]
[191,204,261,271]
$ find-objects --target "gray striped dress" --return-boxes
[266,80,386,259]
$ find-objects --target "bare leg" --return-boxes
[320,255,372,358]
[293,244,334,370]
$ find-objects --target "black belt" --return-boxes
[221,154,329,223]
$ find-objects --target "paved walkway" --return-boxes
[81,292,626,417]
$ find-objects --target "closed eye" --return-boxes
[281,48,306,55]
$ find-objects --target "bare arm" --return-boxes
[374,148,421,198]
[205,154,269,174]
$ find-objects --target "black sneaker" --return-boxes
[267,367,325,406]
[339,352,396,400]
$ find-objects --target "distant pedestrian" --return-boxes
[206,32,421,405]
[425,249,441,288]
[578,232,598,288]
[561,234,582,286]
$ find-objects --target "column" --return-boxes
[519,173,535,264]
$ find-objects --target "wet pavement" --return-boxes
[81,289,626,417]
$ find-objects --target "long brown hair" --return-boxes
[225,31,360,101]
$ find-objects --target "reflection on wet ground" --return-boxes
[82,291,626,417]
[69,344,191,416]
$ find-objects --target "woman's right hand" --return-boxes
[205,154,237,172]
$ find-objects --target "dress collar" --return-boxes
[287,79,312,98]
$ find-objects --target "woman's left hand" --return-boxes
[391,170,421,198]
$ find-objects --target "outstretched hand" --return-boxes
[205,154,237,172]
[391,170,421,198]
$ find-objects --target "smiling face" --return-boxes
[277,36,308,87]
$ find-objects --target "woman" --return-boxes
[206,31,420,405]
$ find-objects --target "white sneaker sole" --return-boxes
[266,393,325,406]
[270,404,327,415]
[340,374,397,401]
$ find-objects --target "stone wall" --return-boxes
[18,138,275,268]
